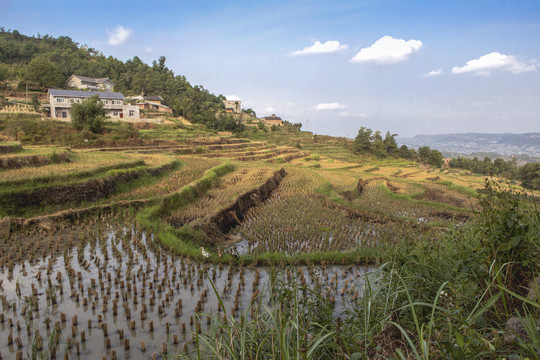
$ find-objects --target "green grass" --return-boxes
[0,160,148,193]
[178,186,540,359]
[379,181,473,213]
[0,159,145,189]
[436,179,480,197]
[0,160,180,217]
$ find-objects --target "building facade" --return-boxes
[66,75,115,92]
[222,98,242,113]
[48,89,140,120]
[262,114,284,126]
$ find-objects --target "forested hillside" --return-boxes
[0,28,224,120]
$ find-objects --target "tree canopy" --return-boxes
[71,95,106,133]
[24,56,64,90]
[0,29,224,122]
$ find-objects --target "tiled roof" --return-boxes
[263,114,282,120]
[143,95,164,101]
[48,89,125,99]
[140,101,171,109]
[71,75,114,85]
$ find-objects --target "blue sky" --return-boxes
[1,0,539,138]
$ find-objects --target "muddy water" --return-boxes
[0,222,370,359]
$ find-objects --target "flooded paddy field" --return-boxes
[0,219,370,359]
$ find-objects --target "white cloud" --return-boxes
[313,102,348,111]
[265,106,275,113]
[144,46,153,53]
[426,69,443,76]
[339,111,367,117]
[350,35,423,65]
[107,26,131,46]
[290,40,348,57]
[472,101,492,106]
[452,52,537,75]
[225,95,241,101]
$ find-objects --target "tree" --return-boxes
[383,131,398,154]
[418,146,444,168]
[71,95,106,133]
[428,150,444,168]
[353,127,373,152]
[0,64,8,90]
[242,108,257,117]
[418,146,432,160]
[519,162,540,190]
[31,94,40,112]
[23,57,64,90]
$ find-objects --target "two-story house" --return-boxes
[48,89,140,120]
[222,97,242,113]
[262,114,284,126]
[66,75,115,92]
[128,95,173,114]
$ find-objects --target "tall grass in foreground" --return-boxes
[181,270,341,359]
[176,180,539,359]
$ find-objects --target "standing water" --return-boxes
[0,221,371,359]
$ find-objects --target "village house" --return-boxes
[48,89,140,120]
[262,114,284,126]
[137,101,173,114]
[128,94,173,114]
[222,96,242,113]
[66,75,115,92]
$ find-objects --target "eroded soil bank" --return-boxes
[199,168,287,243]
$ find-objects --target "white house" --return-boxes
[66,75,115,92]
[222,96,242,113]
[48,89,140,120]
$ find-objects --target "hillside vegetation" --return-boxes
[0,29,223,121]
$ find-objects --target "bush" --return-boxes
[476,180,540,288]
[71,95,106,133]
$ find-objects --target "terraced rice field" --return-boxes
[0,130,491,358]
[0,220,368,359]
[168,164,278,228]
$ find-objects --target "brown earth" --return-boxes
[198,168,287,244]
[0,162,176,213]
[0,152,71,169]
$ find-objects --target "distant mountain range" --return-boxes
[398,133,540,158]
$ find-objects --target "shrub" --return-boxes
[71,95,106,133]
[476,179,540,288]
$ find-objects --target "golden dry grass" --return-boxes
[0,149,141,182]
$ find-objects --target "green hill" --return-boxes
[0,28,223,121]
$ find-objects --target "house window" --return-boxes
[62,111,67,118]
[112,111,119,117]
[111,100,122,105]
[57,97,65,103]
[129,110,135,117]
[102,100,108,104]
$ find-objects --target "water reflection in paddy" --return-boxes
[0,222,371,359]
